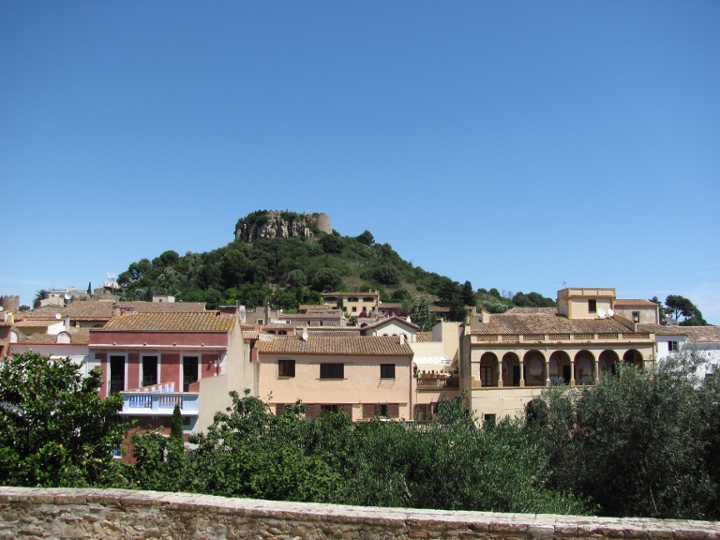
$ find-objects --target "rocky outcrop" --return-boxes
[235,211,332,242]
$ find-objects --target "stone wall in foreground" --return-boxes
[0,487,718,540]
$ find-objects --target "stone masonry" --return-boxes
[1,487,719,540]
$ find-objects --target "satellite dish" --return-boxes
[64,292,72,300]
[0,306,4,312]
[407,315,412,323]
[55,313,62,320]
[607,308,615,317]
[597,308,607,319]
[302,328,309,341]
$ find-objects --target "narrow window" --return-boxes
[142,356,158,387]
[183,356,199,392]
[375,404,389,417]
[632,311,640,322]
[588,299,597,313]
[278,359,296,377]
[380,364,396,379]
[480,366,493,386]
[668,341,679,352]
[110,355,125,394]
[320,363,344,379]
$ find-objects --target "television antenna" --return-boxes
[556,280,567,288]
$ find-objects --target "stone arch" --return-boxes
[574,350,596,385]
[523,350,546,387]
[548,351,571,384]
[598,350,619,376]
[502,352,520,387]
[623,349,643,367]
[479,352,498,387]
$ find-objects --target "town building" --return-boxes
[460,288,656,422]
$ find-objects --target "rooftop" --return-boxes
[639,324,720,342]
[614,299,659,307]
[257,335,413,356]
[100,312,235,332]
[472,312,641,335]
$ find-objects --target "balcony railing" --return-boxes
[120,391,199,415]
[416,376,459,389]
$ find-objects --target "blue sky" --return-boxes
[1,1,719,322]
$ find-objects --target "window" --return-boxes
[278,359,296,377]
[375,404,389,417]
[481,366,493,386]
[320,363,344,379]
[142,356,158,387]
[484,414,496,426]
[632,311,640,322]
[257,319,264,325]
[352,306,357,312]
[183,356,199,392]
[668,341,680,352]
[110,355,125,394]
[588,299,597,313]
[320,404,341,413]
[380,364,395,379]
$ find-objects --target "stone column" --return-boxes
[519,358,525,387]
[570,359,576,386]
[497,357,503,388]
[594,357,600,384]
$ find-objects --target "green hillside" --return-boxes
[116,211,554,320]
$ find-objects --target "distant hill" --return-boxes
[116,210,554,320]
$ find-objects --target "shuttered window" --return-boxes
[380,364,395,379]
[320,363,344,379]
[278,359,295,377]
[276,403,286,416]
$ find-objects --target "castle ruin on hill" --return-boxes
[234,211,331,243]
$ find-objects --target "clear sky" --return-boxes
[1,1,719,323]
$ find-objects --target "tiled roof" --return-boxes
[119,301,207,313]
[472,313,639,335]
[242,330,260,340]
[378,303,402,309]
[281,313,345,320]
[258,335,413,356]
[13,319,62,328]
[430,306,450,313]
[20,300,207,322]
[304,329,363,337]
[101,312,235,332]
[362,316,420,331]
[639,324,720,342]
[416,332,433,342]
[614,299,658,307]
[16,328,90,345]
[505,307,558,315]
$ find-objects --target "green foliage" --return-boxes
[356,230,374,245]
[310,268,343,292]
[33,289,49,308]
[665,295,707,325]
[0,351,129,488]
[529,353,719,519]
[512,291,556,308]
[319,234,344,254]
[401,297,437,331]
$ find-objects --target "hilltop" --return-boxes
[116,210,554,319]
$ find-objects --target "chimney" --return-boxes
[64,316,70,330]
[399,334,405,345]
[481,310,490,324]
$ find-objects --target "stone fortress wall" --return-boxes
[235,211,332,243]
[0,487,718,540]
[0,295,19,314]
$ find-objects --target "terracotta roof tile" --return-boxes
[614,299,659,307]
[505,307,558,315]
[16,328,90,345]
[362,316,420,331]
[258,335,413,356]
[472,313,641,335]
[101,312,235,332]
[639,324,720,342]
[281,313,346,320]
[304,329,363,337]
[119,301,207,313]
[416,332,433,342]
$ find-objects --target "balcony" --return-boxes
[416,376,459,390]
[120,391,199,416]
